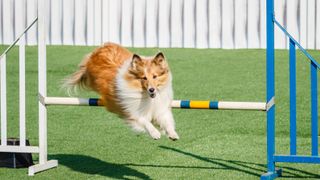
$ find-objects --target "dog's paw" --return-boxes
[149,130,161,140]
[168,132,179,141]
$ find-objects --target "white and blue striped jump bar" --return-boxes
[43,97,268,111]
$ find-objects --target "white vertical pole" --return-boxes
[26,0,38,45]
[62,0,75,45]
[307,0,316,49]
[247,0,260,48]
[208,0,222,48]
[0,55,7,146]
[171,0,183,48]
[145,0,158,47]
[158,0,171,47]
[50,0,62,45]
[38,0,47,164]
[196,0,208,48]
[274,0,286,49]
[183,0,196,48]
[121,0,133,47]
[317,0,320,49]
[109,0,121,44]
[93,0,102,45]
[133,0,146,47]
[234,0,247,49]
[19,34,26,146]
[221,0,234,49]
[102,0,110,43]
[86,0,94,46]
[260,0,266,49]
[2,0,14,44]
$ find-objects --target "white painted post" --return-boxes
[86,0,94,46]
[234,0,247,49]
[0,55,7,146]
[307,0,316,49]
[109,0,121,44]
[145,0,158,47]
[247,0,260,48]
[221,0,234,49]
[74,0,87,45]
[286,0,299,47]
[260,0,266,48]
[2,0,14,44]
[0,1,2,44]
[274,0,286,49]
[15,0,26,40]
[133,0,146,47]
[38,0,47,164]
[51,0,62,45]
[317,1,320,49]
[102,0,110,43]
[26,0,38,45]
[94,0,102,45]
[196,0,208,48]
[183,0,196,48]
[208,0,221,48]
[171,0,183,47]
[121,0,133,47]
[62,0,75,45]
[19,34,26,146]
[158,0,171,47]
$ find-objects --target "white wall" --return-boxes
[0,0,319,49]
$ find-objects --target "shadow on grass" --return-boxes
[50,154,151,180]
[50,148,320,179]
[155,146,320,179]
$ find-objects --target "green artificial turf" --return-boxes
[0,45,319,179]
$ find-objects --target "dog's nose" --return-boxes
[149,88,155,93]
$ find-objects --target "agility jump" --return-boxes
[42,97,268,111]
[0,0,319,179]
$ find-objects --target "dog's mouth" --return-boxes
[149,93,156,98]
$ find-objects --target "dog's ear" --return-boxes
[152,52,168,70]
[131,54,143,69]
[153,52,166,66]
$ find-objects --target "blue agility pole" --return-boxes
[260,0,280,179]
[261,0,320,179]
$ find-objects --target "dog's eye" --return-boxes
[153,75,157,79]
[142,77,147,80]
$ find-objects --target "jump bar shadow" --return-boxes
[157,146,320,179]
[50,154,151,180]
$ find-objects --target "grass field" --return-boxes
[0,45,319,180]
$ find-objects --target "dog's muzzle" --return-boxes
[148,88,156,98]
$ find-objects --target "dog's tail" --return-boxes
[62,54,91,95]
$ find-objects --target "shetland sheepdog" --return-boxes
[64,43,179,140]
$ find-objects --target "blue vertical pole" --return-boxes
[266,0,275,173]
[289,38,297,155]
[310,61,318,156]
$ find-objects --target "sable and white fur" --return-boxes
[64,43,179,140]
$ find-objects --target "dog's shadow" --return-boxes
[50,154,151,180]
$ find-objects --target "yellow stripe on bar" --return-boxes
[190,101,210,109]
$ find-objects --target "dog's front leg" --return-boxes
[138,117,161,140]
[156,110,179,141]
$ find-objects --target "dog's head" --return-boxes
[125,52,170,98]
